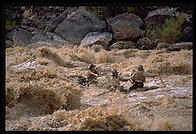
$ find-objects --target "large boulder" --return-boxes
[107,12,144,28]
[107,12,144,41]
[54,9,106,45]
[80,32,113,50]
[145,7,179,27]
[43,7,79,34]
[109,20,143,41]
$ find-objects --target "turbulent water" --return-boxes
[5,44,192,131]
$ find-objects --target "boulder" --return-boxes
[12,28,33,47]
[43,7,79,34]
[109,41,136,50]
[80,32,113,50]
[156,42,192,50]
[172,42,192,50]
[145,7,179,27]
[136,37,158,50]
[156,42,172,49]
[54,9,106,45]
[107,12,144,41]
[110,20,143,41]
[107,12,144,28]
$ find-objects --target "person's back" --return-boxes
[129,65,156,91]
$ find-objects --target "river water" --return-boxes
[5,46,192,131]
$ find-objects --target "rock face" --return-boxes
[54,9,106,45]
[145,7,179,27]
[80,32,113,50]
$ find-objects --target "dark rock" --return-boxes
[156,42,172,49]
[172,42,192,50]
[136,37,158,50]
[107,12,143,28]
[43,7,79,34]
[54,9,106,45]
[181,26,193,42]
[13,28,33,47]
[156,42,192,50]
[30,33,52,44]
[145,7,179,27]
[80,32,113,50]
[109,20,143,41]
[109,41,136,50]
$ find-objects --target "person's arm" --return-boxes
[143,71,156,77]
[119,76,130,82]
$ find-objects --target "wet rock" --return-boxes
[9,60,41,72]
[156,42,192,50]
[136,37,158,50]
[109,41,136,50]
[80,32,113,50]
[107,12,143,28]
[172,42,192,50]
[13,28,33,47]
[54,9,106,45]
[156,42,172,49]
[145,7,179,27]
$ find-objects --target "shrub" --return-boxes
[6,18,16,30]
[145,13,186,43]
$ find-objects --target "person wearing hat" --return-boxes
[86,64,100,85]
[107,69,130,92]
[129,64,158,91]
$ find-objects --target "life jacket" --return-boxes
[132,70,145,83]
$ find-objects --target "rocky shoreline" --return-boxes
[5,6,193,51]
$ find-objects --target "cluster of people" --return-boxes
[80,63,158,92]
